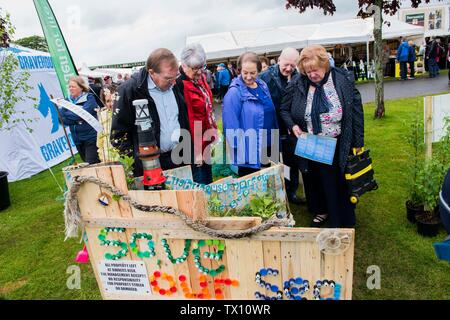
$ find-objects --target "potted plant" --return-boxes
[0,9,36,211]
[415,118,450,237]
[415,159,443,237]
[404,110,425,223]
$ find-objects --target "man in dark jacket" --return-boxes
[427,37,443,78]
[89,77,104,108]
[110,48,191,177]
[260,47,305,205]
[408,40,417,80]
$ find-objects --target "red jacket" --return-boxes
[179,69,217,162]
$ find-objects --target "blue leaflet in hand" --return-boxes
[294,133,337,165]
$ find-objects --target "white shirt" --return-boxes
[147,75,180,153]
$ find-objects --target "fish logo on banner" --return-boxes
[37,83,60,134]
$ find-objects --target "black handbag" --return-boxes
[344,148,378,204]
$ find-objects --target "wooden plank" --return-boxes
[82,217,263,231]
[110,165,133,218]
[159,192,190,299]
[280,241,302,296]
[167,238,191,299]
[321,253,337,299]
[176,190,207,221]
[81,219,354,243]
[206,217,262,230]
[83,227,107,300]
[96,166,122,219]
[85,226,133,295]
[210,240,231,300]
[160,191,182,220]
[75,166,106,219]
[262,241,282,299]
[424,96,433,161]
[342,230,355,300]
[226,240,264,299]
[202,243,215,299]
[186,239,203,297]
[299,241,321,300]
[131,192,169,296]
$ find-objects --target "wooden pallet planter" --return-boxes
[63,163,355,300]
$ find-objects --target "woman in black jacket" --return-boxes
[280,45,364,228]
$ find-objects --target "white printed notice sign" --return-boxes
[98,260,151,295]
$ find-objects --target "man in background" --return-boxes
[216,63,231,103]
[111,48,191,176]
[260,47,305,206]
[396,37,410,81]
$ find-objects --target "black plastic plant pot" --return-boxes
[406,200,423,223]
[0,171,11,211]
[416,212,441,237]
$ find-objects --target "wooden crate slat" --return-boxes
[84,227,107,300]
[262,241,283,299]
[225,240,264,300]
[95,166,122,219]
[110,165,133,218]
[342,232,355,300]
[176,191,206,221]
[74,166,106,219]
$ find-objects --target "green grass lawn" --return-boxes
[1,96,449,300]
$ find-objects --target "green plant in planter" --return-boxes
[207,192,285,221]
[414,117,450,235]
[207,194,224,217]
[416,158,445,220]
[249,192,284,220]
[108,146,135,190]
[434,117,450,172]
[404,108,425,207]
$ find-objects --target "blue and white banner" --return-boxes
[0,45,76,182]
[51,98,103,133]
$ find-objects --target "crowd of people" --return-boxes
[395,36,450,81]
[59,43,365,229]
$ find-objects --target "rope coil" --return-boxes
[64,175,295,240]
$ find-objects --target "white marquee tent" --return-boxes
[0,45,74,182]
[186,18,425,61]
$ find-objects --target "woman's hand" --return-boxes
[292,125,302,138]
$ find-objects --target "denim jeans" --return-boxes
[428,58,439,77]
[400,61,408,80]
[408,61,415,78]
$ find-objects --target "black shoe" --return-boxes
[288,195,306,206]
[310,214,329,228]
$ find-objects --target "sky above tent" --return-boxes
[0,0,445,67]
[0,0,361,66]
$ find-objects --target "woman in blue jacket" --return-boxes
[222,52,278,177]
[60,76,100,164]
